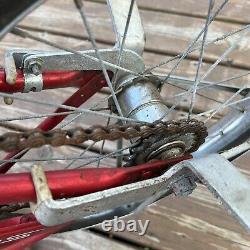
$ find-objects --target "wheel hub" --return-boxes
[146,140,186,161]
[126,128,203,166]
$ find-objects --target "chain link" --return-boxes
[0,119,207,152]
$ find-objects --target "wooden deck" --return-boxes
[1,1,250,249]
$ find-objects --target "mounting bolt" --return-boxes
[172,175,197,197]
[27,60,42,76]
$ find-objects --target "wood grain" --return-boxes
[18,0,250,69]
[91,0,250,25]
[99,151,250,250]
[32,229,139,250]
[1,31,246,125]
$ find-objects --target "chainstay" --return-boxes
[0,119,207,152]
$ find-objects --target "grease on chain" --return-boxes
[0,119,207,152]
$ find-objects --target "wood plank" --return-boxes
[136,0,250,25]
[0,2,249,250]
[91,0,250,25]
[103,155,250,250]
[33,229,139,250]
[1,2,250,250]
[18,0,250,70]
[5,137,118,174]
[1,32,246,122]
[0,31,245,163]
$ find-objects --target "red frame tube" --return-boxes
[0,214,69,250]
[0,67,191,248]
[0,156,190,204]
[0,69,102,93]
[0,71,108,173]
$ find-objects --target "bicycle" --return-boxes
[0,0,250,248]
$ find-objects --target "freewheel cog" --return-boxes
[127,119,207,166]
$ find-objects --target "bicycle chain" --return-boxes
[0,119,207,153]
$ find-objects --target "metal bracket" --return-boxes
[107,0,145,56]
[30,155,250,232]
[145,154,250,232]
[23,72,43,93]
[4,48,145,87]
[30,163,193,227]
[23,56,43,93]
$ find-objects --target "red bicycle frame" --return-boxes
[0,68,188,249]
[0,69,108,173]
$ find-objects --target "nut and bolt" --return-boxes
[27,60,42,76]
[146,141,186,161]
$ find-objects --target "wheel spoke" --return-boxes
[204,86,246,123]
[74,0,124,118]
[0,92,145,124]
[96,113,111,168]
[65,141,96,169]
[12,27,141,77]
[0,151,130,165]
[110,0,135,90]
[201,29,250,81]
[162,0,229,83]
[75,143,136,168]
[145,23,250,73]
[188,0,213,119]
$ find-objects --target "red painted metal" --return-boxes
[0,72,108,173]
[0,69,102,93]
[37,73,107,130]
[0,66,191,249]
[0,156,189,249]
[0,156,190,204]
[0,214,69,249]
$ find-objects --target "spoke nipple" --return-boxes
[3,96,13,105]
